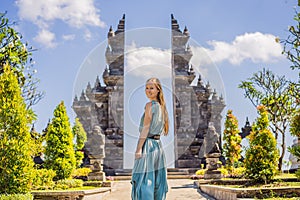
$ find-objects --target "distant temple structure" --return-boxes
[72,14,225,174]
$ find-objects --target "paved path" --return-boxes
[103,179,214,200]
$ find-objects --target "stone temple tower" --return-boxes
[73,15,125,175]
[171,14,225,168]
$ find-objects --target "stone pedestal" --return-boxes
[204,153,222,179]
[87,157,106,181]
[87,171,106,181]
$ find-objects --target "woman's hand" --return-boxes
[135,150,142,159]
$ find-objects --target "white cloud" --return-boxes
[126,43,171,79]
[84,30,92,41]
[191,32,283,66]
[16,0,105,47]
[16,0,105,28]
[34,29,57,48]
[62,34,75,41]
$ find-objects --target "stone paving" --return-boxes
[102,179,215,200]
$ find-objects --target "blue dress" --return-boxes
[131,100,168,200]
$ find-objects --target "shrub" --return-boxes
[0,193,32,200]
[71,168,92,178]
[223,110,242,173]
[0,64,35,194]
[44,101,76,180]
[32,169,56,190]
[218,167,229,177]
[54,179,83,190]
[244,105,279,183]
[195,169,207,176]
[230,167,246,178]
[72,118,87,168]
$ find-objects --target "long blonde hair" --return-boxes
[146,77,169,135]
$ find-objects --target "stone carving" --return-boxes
[85,126,105,161]
[205,124,221,155]
[198,123,222,179]
[85,125,106,180]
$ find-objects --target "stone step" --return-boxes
[107,174,193,181]
[105,168,198,180]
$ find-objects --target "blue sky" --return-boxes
[1,0,298,168]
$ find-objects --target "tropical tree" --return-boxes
[223,110,242,172]
[72,118,87,168]
[244,105,279,184]
[239,68,298,171]
[0,64,35,194]
[0,12,44,108]
[44,101,76,180]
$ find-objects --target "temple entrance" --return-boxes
[72,15,225,174]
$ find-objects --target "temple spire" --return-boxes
[107,26,115,38]
[183,26,189,36]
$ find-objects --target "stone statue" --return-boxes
[205,124,221,155]
[200,122,222,179]
[85,125,105,159]
[199,123,221,158]
[85,125,106,181]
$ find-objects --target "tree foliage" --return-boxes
[244,105,279,184]
[288,109,300,171]
[0,64,35,194]
[280,8,300,72]
[0,12,44,108]
[222,110,242,172]
[72,118,87,168]
[44,101,76,180]
[239,68,297,171]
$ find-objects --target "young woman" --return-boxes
[131,77,169,200]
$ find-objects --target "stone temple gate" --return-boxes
[72,15,225,175]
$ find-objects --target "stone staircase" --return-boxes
[108,168,198,180]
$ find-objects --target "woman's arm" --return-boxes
[135,102,152,159]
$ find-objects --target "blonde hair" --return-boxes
[146,77,169,135]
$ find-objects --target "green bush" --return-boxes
[0,64,35,194]
[32,169,56,190]
[54,179,83,190]
[230,167,246,178]
[218,167,229,177]
[0,193,32,200]
[244,106,279,183]
[44,101,76,180]
[223,110,242,173]
[71,168,92,178]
